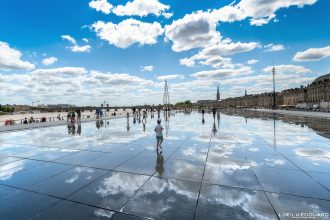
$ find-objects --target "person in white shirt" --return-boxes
[154,119,164,151]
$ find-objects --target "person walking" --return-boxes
[154,119,164,151]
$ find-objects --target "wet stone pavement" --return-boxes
[0,110,330,220]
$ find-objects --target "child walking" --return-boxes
[154,119,164,151]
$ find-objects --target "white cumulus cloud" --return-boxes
[247,59,258,65]
[69,45,91,53]
[165,11,221,52]
[0,41,35,70]
[140,65,153,72]
[89,0,113,14]
[180,40,259,68]
[113,0,171,18]
[293,46,330,62]
[92,19,164,49]
[263,64,311,74]
[61,35,76,44]
[191,66,253,79]
[32,67,87,76]
[212,0,318,26]
[42,57,58,66]
[61,35,91,53]
[264,44,285,52]
[157,74,184,81]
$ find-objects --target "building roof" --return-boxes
[314,73,330,83]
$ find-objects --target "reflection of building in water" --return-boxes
[223,109,330,139]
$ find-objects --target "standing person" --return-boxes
[132,107,136,117]
[154,119,164,151]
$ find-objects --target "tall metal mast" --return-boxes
[272,61,276,109]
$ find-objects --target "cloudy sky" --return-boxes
[1,0,330,106]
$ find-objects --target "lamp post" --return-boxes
[272,61,276,109]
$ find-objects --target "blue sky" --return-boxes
[0,0,330,106]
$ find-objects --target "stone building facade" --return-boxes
[216,73,330,109]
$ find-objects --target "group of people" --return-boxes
[126,108,165,152]
[67,109,81,122]
[23,116,46,124]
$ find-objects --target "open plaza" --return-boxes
[0,110,330,219]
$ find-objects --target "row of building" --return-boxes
[203,73,330,110]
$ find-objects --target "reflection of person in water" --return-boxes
[142,118,146,132]
[77,122,81,135]
[212,107,217,120]
[96,120,100,129]
[127,119,130,131]
[133,117,136,125]
[212,121,217,135]
[202,109,205,124]
[100,120,104,127]
[68,123,76,135]
[156,151,164,176]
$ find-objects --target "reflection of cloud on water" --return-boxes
[208,160,255,173]
[264,159,286,167]
[167,135,184,140]
[96,172,148,197]
[202,185,276,220]
[268,193,330,215]
[295,148,330,160]
[194,135,211,143]
[65,167,94,184]
[122,177,199,218]
[93,209,114,218]
[181,148,207,161]
[0,160,25,180]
